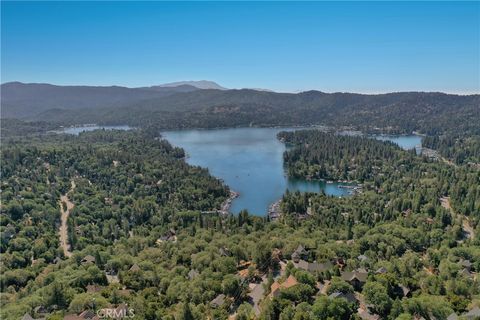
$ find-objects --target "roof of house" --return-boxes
[297,259,332,273]
[78,310,98,319]
[341,270,368,283]
[270,281,282,297]
[63,310,99,320]
[297,259,309,269]
[210,294,226,307]
[464,306,480,319]
[358,254,369,261]
[283,275,298,288]
[129,263,141,272]
[81,255,95,264]
[398,284,410,297]
[270,275,299,298]
[446,313,458,320]
[237,268,250,278]
[459,259,473,268]
[293,245,308,256]
[21,314,35,320]
[459,268,474,278]
[328,291,358,304]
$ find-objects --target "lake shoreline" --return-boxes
[163,127,421,215]
[220,190,240,215]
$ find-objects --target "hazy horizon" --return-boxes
[2,79,479,96]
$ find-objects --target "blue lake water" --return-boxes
[163,127,421,215]
[373,135,422,152]
[62,125,132,135]
[62,126,421,215]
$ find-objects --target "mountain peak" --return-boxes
[155,80,227,90]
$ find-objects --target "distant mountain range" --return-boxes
[0,81,200,118]
[1,81,479,136]
[150,80,227,90]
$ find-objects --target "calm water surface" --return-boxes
[164,127,421,215]
[63,125,132,135]
[374,135,422,151]
[66,126,421,215]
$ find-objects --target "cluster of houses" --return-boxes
[21,243,478,320]
[22,228,184,320]
[21,252,138,320]
[206,244,478,320]
[289,245,378,319]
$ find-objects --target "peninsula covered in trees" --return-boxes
[2,1,479,318]
[1,125,479,319]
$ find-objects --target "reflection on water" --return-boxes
[62,125,132,135]
[163,127,360,215]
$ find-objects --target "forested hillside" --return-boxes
[1,129,479,319]
[423,135,480,165]
[280,130,479,217]
[0,82,199,119]
[2,82,479,136]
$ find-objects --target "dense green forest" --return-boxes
[279,131,405,182]
[280,130,479,217]
[422,135,480,166]
[1,129,479,319]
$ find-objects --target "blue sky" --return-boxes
[1,1,479,93]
